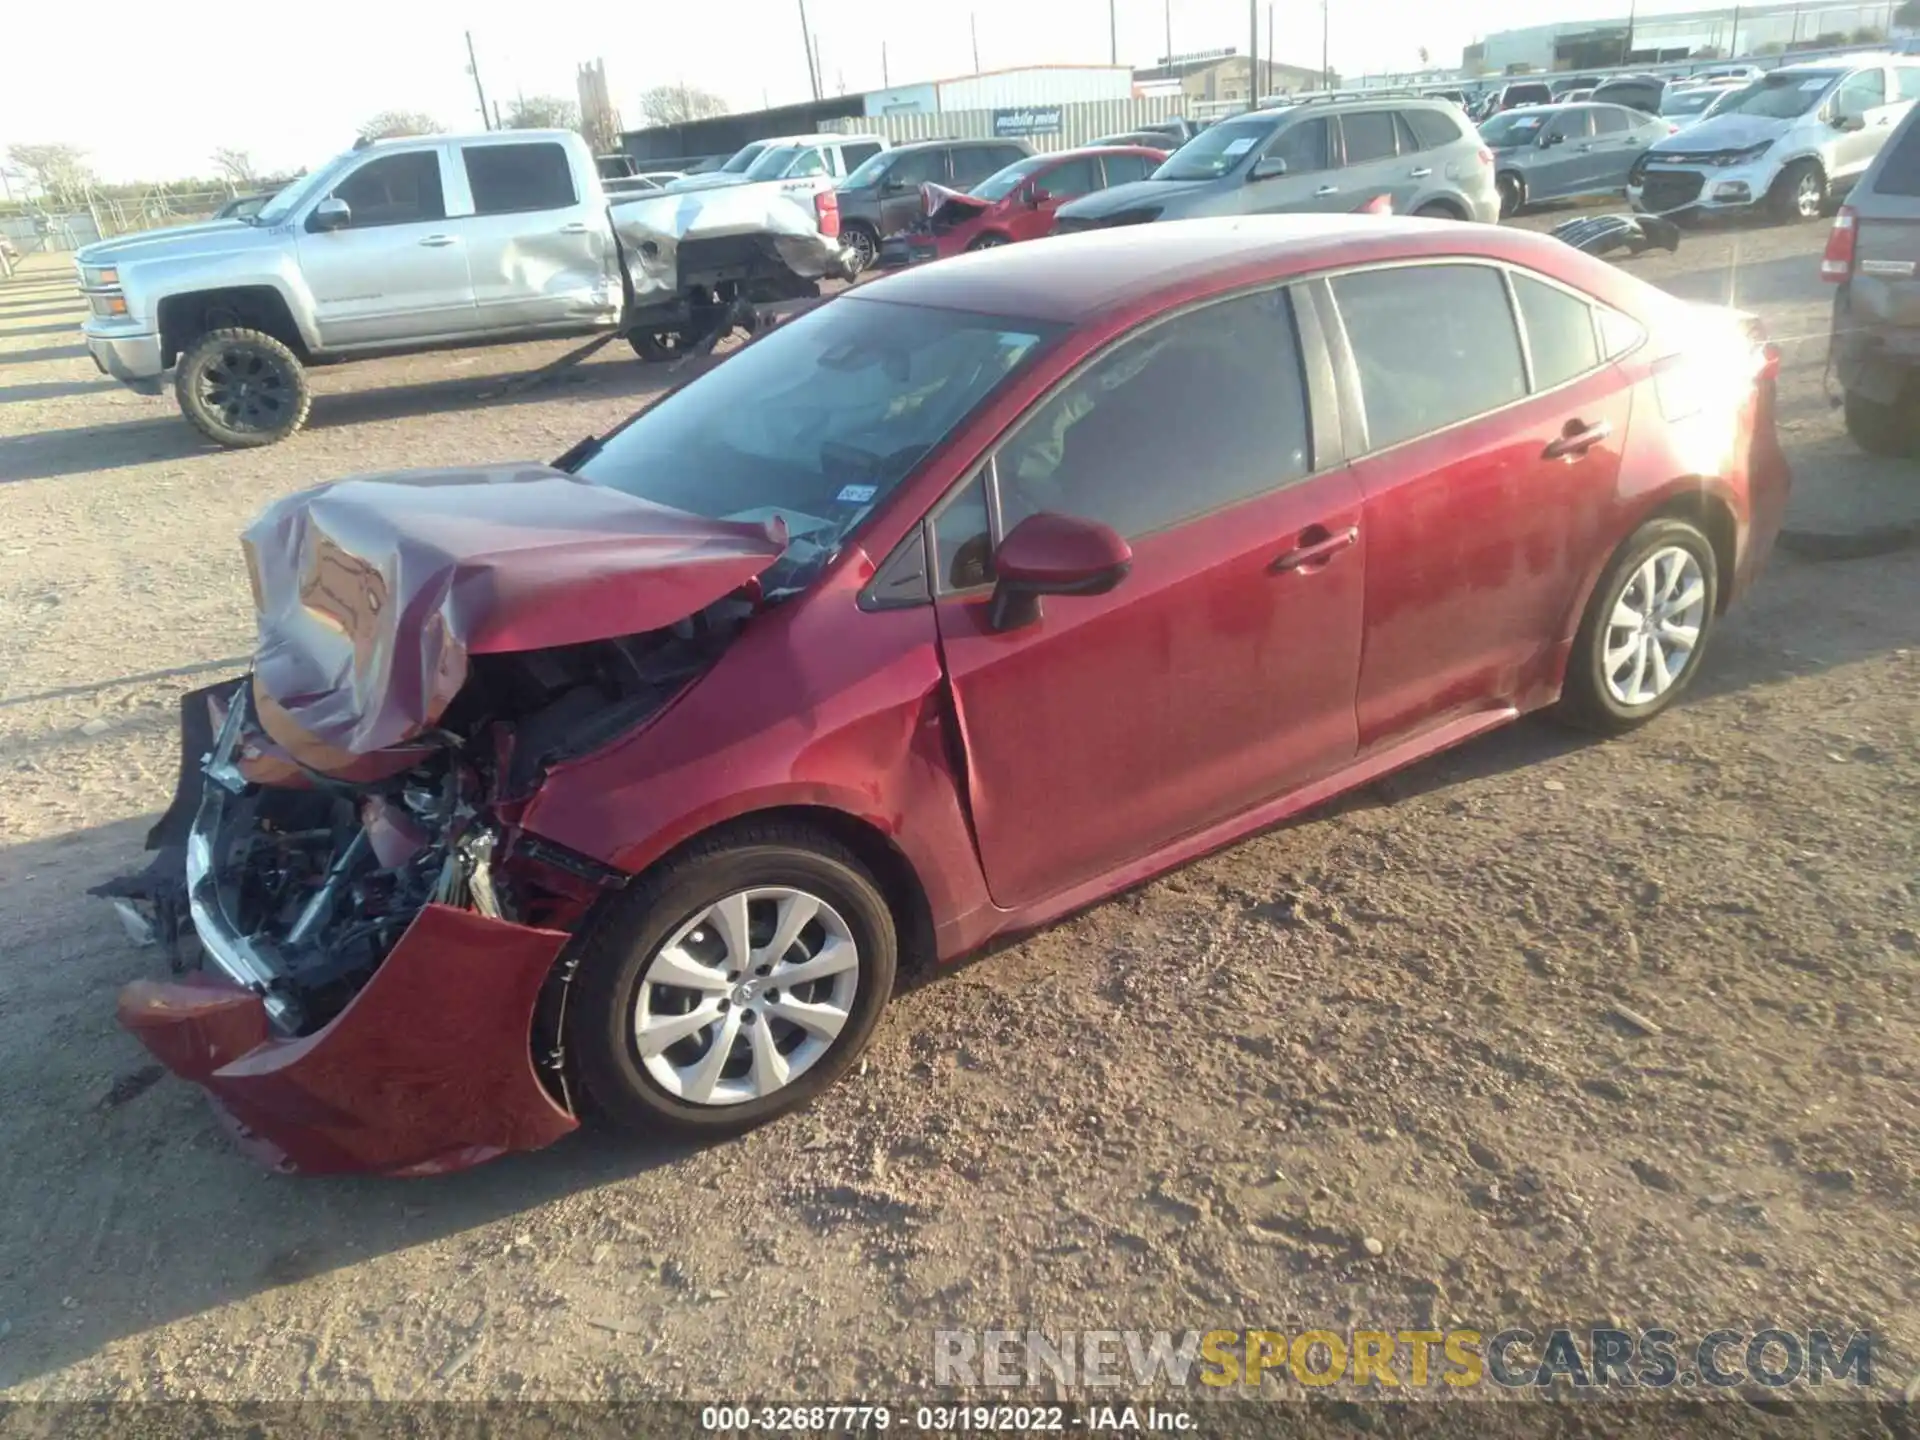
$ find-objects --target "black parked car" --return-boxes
[833,138,1033,271]
[1590,75,1668,114]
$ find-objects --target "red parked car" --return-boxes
[101,216,1788,1175]
[878,146,1168,268]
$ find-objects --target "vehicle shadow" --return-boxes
[0,378,120,404]
[0,321,80,338]
[0,539,1912,1389]
[0,303,84,321]
[0,343,89,368]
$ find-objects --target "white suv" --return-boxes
[1628,55,1920,221]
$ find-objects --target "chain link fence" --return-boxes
[0,188,236,255]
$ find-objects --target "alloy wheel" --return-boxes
[197,346,292,433]
[845,228,876,272]
[631,886,860,1106]
[1602,545,1707,708]
[1795,170,1823,219]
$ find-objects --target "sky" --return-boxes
[5,0,1677,183]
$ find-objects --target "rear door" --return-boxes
[933,285,1364,908]
[296,146,475,347]
[1587,106,1651,191]
[456,138,618,333]
[1327,261,1630,750]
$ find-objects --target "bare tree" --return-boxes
[637,84,730,126]
[6,142,96,206]
[504,95,580,130]
[358,111,443,142]
[211,147,257,186]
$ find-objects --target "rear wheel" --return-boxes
[841,223,879,274]
[568,824,898,1136]
[966,233,1009,251]
[1556,518,1719,734]
[1842,387,1916,457]
[627,329,689,363]
[173,328,310,447]
[1768,159,1826,223]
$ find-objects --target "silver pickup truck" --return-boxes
[76,129,853,446]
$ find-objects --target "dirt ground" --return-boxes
[0,212,1916,1426]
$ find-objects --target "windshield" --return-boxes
[722,143,768,174]
[573,297,1063,594]
[1155,117,1278,181]
[1713,72,1838,120]
[843,150,893,188]
[972,155,1052,201]
[1661,87,1724,116]
[1480,110,1551,148]
[253,162,339,226]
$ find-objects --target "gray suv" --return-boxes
[1053,95,1499,232]
[1826,100,1920,455]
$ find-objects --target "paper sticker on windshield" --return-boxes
[1223,136,1258,156]
[836,483,878,504]
[1800,78,1829,91]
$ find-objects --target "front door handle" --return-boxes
[1543,418,1613,459]
[1315,184,1339,196]
[1271,524,1359,573]
[1409,166,1433,178]
[559,221,591,234]
[418,234,458,247]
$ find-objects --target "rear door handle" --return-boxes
[559,221,591,233]
[1271,525,1359,573]
[1315,184,1339,196]
[418,234,458,247]
[1543,418,1613,459]
[1409,166,1433,178]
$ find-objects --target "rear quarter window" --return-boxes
[1510,273,1601,390]
[1405,108,1465,150]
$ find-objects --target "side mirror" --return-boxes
[881,177,911,194]
[309,197,350,232]
[1836,113,1866,132]
[1541,130,1564,147]
[1249,156,1289,181]
[988,512,1132,632]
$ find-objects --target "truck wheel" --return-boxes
[174,328,310,447]
[841,224,879,273]
[1842,388,1915,457]
[628,329,687,363]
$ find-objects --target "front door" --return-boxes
[456,138,619,333]
[1831,68,1892,181]
[296,147,475,348]
[1018,154,1104,239]
[1327,262,1629,750]
[1536,107,1599,199]
[1246,117,1345,213]
[933,286,1365,908]
[879,149,949,236]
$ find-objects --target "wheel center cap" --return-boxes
[732,978,762,1006]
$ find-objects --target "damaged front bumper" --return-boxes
[98,680,582,1175]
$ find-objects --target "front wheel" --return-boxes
[568,824,899,1136]
[628,329,691,363]
[1769,160,1826,223]
[1497,174,1523,219]
[966,232,1009,251]
[173,328,310,447]
[1556,518,1719,735]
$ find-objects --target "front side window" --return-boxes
[995,288,1311,540]
[1340,112,1400,166]
[1898,67,1920,104]
[843,150,894,188]
[1034,157,1100,201]
[331,151,445,227]
[972,155,1050,201]
[575,298,1060,594]
[1267,118,1332,174]
[1547,109,1595,142]
[887,149,947,188]
[841,142,884,171]
[1511,273,1601,391]
[1834,69,1887,121]
[1332,264,1526,451]
[786,148,829,179]
[1101,153,1156,185]
[463,142,576,214]
[951,147,1013,186]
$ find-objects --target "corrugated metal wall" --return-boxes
[829,97,1191,154]
[934,67,1137,112]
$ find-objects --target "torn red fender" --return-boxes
[117,905,578,1175]
[921,181,991,229]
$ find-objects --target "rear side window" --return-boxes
[951,147,1008,185]
[1511,273,1601,390]
[463,142,576,214]
[1101,153,1156,184]
[333,151,446,227]
[1341,112,1400,166]
[1592,106,1631,134]
[1333,264,1527,451]
[842,142,884,171]
[1404,108,1464,150]
[1267,118,1332,173]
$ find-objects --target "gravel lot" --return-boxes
[0,213,1916,1424]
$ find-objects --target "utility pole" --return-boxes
[1249,0,1260,106]
[1621,0,1637,64]
[883,41,890,88]
[1165,0,1173,63]
[972,12,982,72]
[465,30,492,130]
[797,0,821,101]
[1321,0,1331,87]
[1728,3,1741,55]
[1267,5,1274,94]
[1110,0,1118,65]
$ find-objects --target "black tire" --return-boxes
[1768,159,1826,224]
[568,823,899,1136]
[1556,518,1720,735]
[1842,387,1915,457]
[173,328,310,447]
[841,223,879,274]
[627,329,689,363]
[966,233,1009,251]
[1413,201,1460,220]
[1497,174,1524,219]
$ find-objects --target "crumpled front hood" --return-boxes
[243,464,786,768]
[922,182,993,229]
[1648,112,1789,154]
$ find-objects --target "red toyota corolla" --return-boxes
[100,216,1788,1176]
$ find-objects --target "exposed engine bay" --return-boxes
[97,599,750,1041]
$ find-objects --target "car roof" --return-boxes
[849,215,1593,325]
